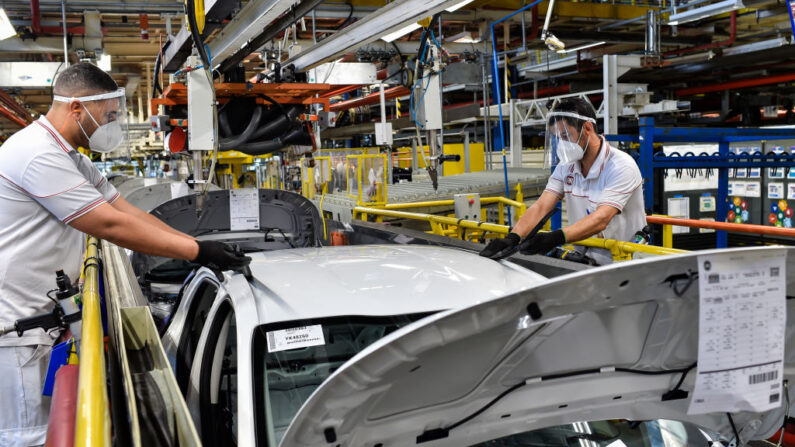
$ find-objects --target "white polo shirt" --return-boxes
[0,117,119,346]
[545,137,646,265]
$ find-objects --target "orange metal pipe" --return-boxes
[646,215,795,237]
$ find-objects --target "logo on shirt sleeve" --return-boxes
[565,175,574,186]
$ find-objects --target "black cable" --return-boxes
[185,0,211,70]
[727,413,740,446]
[333,2,354,30]
[276,228,295,248]
[441,364,697,435]
[446,381,525,431]
[258,94,292,125]
[220,105,264,149]
[670,362,696,391]
[152,39,172,97]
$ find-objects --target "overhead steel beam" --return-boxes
[283,0,470,72]
[206,0,298,71]
[2,0,184,13]
[291,38,480,56]
[162,0,240,71]
[216,0,323,73]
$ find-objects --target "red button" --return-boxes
[469,199,474,205]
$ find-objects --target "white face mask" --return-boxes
[54,88,126,154]
[555,126,587,163]
[77,105,123,153]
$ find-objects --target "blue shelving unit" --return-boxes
[607,117,795,247]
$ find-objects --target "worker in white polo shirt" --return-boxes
[480,97,646,265]
[0,63,249,445]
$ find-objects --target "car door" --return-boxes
[196,299,239,446]
[161,270,221,394]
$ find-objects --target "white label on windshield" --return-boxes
[266,325,325,353]
[688,250,787,415]
[229,188,260,231]
[144,178,158,186]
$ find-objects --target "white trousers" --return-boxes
[0,344,52,447]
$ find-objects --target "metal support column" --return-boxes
[464,131,471,173]
[411,138,418,173]
[639,117,655,213]
[509,99,522,167]
[717,140,729,248]
[603,54,619,135]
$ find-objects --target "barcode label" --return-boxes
[266,324,325,353]
[770,393,781,403]
[748,371,778,385]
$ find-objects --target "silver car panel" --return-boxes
[281,247,795,447]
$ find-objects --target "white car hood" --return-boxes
[280,247,795,447]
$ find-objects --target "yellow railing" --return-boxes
[75,237,111,445]
[370,183,528,226]
[353,206,686,260]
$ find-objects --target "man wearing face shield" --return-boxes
[0,63,249,445]
[480,98,645,265]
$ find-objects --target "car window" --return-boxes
[176,279,218,394]
[252,314,430,447]
[199,301,238,446]
[470,420,718,447]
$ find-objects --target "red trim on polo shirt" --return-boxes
[35,120,71,154]
[0,173,88,199]
[63,198,106,223]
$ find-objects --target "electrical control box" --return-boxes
[454,193,481,221]
[186,56,216,151]
[375,122,393,146]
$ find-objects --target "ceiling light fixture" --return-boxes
[667,0,744,26]
[446,30,480,43]
[98,53,112,71]
[381,22,421,43]
[0,9,17,40]
[557,41,606,53]
[445,0,474,12]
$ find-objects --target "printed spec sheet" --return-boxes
[229,188,260,231]
[688,249,787,414]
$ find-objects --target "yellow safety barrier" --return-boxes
[75,237,111,445]
[353,206,687,260]
[371,187,527,226]
[346,154,388,206]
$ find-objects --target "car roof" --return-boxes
[241,245,547,325]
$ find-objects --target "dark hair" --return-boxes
[53,62,118,98]
[550,97,597,130]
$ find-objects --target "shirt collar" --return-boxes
[36,116,76,153]
[583,136,610,180]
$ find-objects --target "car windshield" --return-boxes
[471,419,720,447]
[253,314,429,446]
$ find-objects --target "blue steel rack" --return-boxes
[614,117,795,248]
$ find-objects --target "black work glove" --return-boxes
[518,229,566,256]
[193,240,252,271]
[479,232,521,259]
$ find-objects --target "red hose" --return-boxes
[45,364,79,447]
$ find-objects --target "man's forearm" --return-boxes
[561,206,617,242]
[113,197,195,241]
[102,213,198,259]
[511,192,560,237]
[135,208,194,241]
[71,204,199,260]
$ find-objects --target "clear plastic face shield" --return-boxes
[54,88,128,154]
[543,111,596,168]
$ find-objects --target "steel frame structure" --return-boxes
[609,117,795,248]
